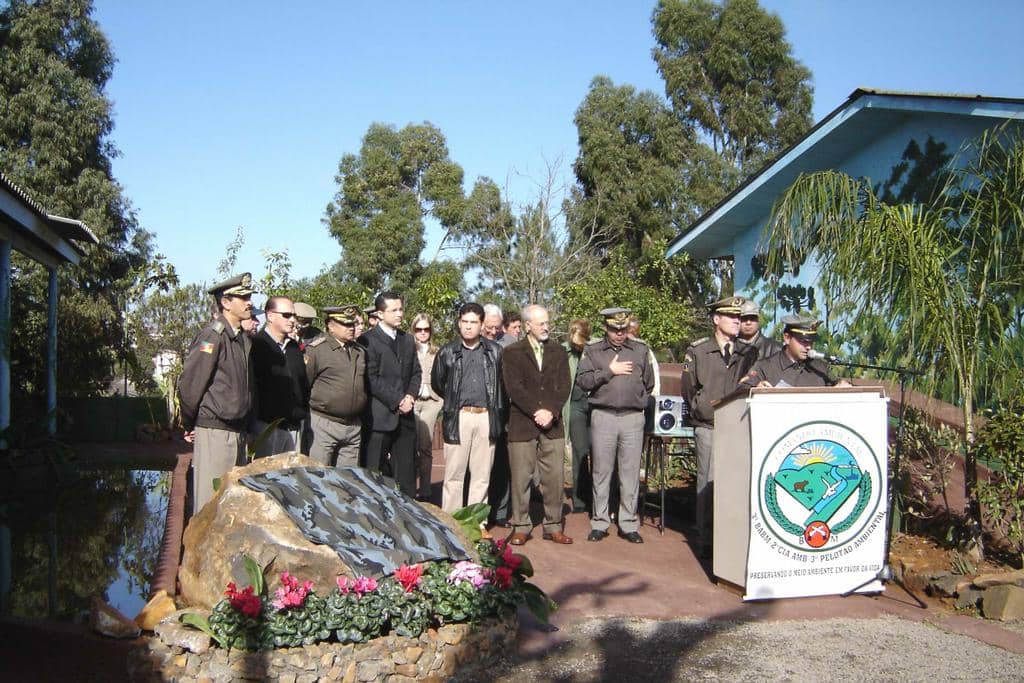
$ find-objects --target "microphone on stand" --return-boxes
[807,349,842,363]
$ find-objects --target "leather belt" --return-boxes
[460,406,488,414]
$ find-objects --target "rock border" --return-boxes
[127,614,517,682]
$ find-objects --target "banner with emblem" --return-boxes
[745,389,888,600]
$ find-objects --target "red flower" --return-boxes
[224,582,261,618]
[394,564,424,593]
[492,566,514,589]
[501,544,523,572]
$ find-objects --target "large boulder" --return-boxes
[178,453,473,609]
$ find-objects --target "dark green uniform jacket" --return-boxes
[680,336,756,428]
[305,333,368,422]
[178,315,253,432]
[739,351,837,389]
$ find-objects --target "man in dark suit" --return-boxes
[358,291,421,495]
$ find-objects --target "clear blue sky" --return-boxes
[93,0,1024,289]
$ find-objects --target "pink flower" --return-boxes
[353,576,378,596]
[272,571,314,610]
[447,561,488,588]
[394,564,424,593]
[224,582,261,618]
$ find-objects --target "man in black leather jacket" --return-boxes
[431,302,505,514]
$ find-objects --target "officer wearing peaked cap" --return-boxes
[575,306,655,544]
[681,295,758,557]
[179,272,256,513]
[293,301,322,345]
[739,314,851,389]
[306,305,369,467]
[738,299,782,360]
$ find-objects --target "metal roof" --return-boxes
[0,172,98,264]
[666,88,1024,259]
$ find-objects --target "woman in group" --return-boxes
[412,313,443,501]
[562,318,592,513]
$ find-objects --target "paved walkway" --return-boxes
[2,440,1019,682]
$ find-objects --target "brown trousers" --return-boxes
[508,436,565,534]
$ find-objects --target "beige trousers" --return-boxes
[193,427,246,513]
[414,397,443,497]
[441,409,495,514]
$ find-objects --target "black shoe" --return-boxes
[587,529,609,542]
[618,530,644,544]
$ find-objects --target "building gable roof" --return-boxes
[666,88,1024,259]
[0,172,98,266]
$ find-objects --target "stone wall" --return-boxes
[128,615,517,682]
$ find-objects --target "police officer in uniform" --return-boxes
[293,301,322,346]
[740,315,851,389]
[179,273,256,512]
[681,296,757,557]
[305,305,369,466]
[575,307,655,544]
[738,299,782,360]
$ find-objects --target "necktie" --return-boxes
[723,342,732,365]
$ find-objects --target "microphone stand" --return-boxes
[821,356,927,606]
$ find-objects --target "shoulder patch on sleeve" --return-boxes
[199,341,215,354]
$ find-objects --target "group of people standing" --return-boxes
[179,271,846,556]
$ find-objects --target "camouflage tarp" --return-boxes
[240,465,469,577]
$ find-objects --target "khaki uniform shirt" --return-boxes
[305,333,368,422]
[575,337,654,412]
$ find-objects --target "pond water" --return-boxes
[5,467,170,621]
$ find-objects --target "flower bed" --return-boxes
[178,537,547,651]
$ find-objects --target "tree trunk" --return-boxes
[962,392,984,559]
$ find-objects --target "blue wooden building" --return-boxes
[666,88,1024,324]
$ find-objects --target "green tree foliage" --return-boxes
[280,261,373,318]
[762,126,1024,550]
[556,240,698,359]
[324,123,465,293]
[571,76,697,256]
[652,0,813,180]
[0,0,154,403]
[406,260,464,341]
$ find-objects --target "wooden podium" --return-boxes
[712,387,888,598]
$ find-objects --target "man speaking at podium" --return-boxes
[739,315,851,389]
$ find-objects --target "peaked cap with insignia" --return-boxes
[324,305,362,325]
[208,272,255,297]
[708,295,746,315]
[600,307,632,330]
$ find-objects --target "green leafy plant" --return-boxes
[451,502,491,543]
[975,396,1024,567]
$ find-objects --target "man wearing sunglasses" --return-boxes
[179,272,256,512]
[250,296,310,457]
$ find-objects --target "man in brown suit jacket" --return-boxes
[501,305,573,545]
